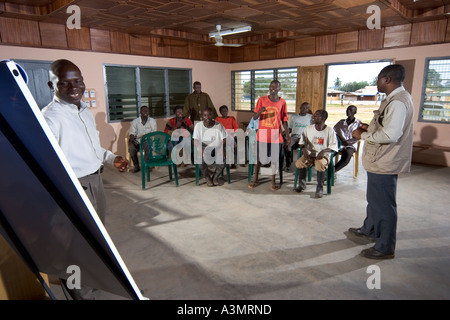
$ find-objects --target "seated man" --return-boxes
[193,107,227,186]
[128,106,157,172]
[333,105,363,173]
[164,105,194,136]
[165,105,193,164]
[285,102,313,171]
[294,110,338,198]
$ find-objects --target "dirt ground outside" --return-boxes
[326,103,378,128]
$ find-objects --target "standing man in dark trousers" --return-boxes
[350,64,414,259]
[42,59,129,299]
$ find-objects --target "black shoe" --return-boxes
[133,166,140,173]
[315,188,323,198]
[348,227,375,243]
[206,175,214,187]
[360,247,395,260]
[212,173,220,186]
[294,186,304,193]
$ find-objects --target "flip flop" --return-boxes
[248,181,259,189]
[271,184,280,191]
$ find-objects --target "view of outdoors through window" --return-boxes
[232,68,297,113]
[420,57,450,123]
[326,61,391,128]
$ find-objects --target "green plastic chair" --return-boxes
[248,150,285,185]
[140,131,179,189]
[192,139,231,185]
[293,147,335,195]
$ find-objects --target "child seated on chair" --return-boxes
[193,107,227,187]
[294,110,338,198]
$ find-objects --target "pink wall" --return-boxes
[1,45,231,157]
[2,43,450,166]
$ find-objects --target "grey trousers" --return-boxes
[60,170,107,300]
[361,172,398,254]
[78,172,106,223]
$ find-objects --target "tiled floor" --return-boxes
[49,158,450,300]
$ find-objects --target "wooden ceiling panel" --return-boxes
[1,0,448,50]
[156,2,196,14]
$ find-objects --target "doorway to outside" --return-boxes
[325,60,391,127]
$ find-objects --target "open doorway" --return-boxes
[325,60,391,127]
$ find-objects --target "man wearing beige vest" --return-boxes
[350,64,414,260]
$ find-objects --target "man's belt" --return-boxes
[90,165,104,175]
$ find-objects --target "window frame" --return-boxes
[231,67,298,113]
[103,64,192,123]
[418,56,450,124]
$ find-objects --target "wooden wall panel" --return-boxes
[243,45,260,62]
[358,28,384,51]
[129,34,151,56]
[384,24,411,48]
[149,36,170,57]
[39,22,68,48]
[316,34,336,55]
[411,19,447,45]
[189,42,204,61]
[259,45,277,61]
[110,31,130,54]
[218,46,231,63]
[66,27,91,50]
[203,45,219,62]
[169,39,189,59]
[277,40,295,59]
[336,31,358,53]
[294,37,315,57]
[90,28,111,52]
[230,47,244,63]
[0,17,40,46]
[447,19,450,42]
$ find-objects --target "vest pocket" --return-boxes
[363,142,381,163]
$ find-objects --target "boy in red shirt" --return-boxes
[216,105,240,167]
[215,105,239,131]
[248,80,290,191]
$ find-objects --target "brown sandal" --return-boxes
[271,183,280,191]
[248,181,259,189]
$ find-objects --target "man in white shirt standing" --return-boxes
[128,106,157,172]
[350,64,414,260]
[42,59,129,299]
